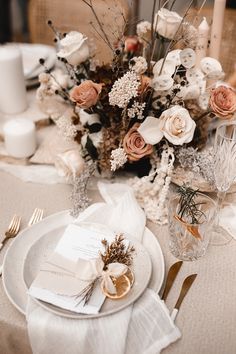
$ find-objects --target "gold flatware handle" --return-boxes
[0,234,11,249]
[162,261,183,301]
[171,273,197,321]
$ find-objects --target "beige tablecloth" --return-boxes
[0,171,236,354]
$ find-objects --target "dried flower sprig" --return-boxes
[75,278,99,306]
[75,234,135,306]
[100,234,135,268]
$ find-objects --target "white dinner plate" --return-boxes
[24,222,152,319]
[2,210,164,316]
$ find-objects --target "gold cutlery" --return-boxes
[0,215,21,251]
[162,261,183,301]
[0,209,44,276]
[170,273,197,321]
[28,208,44,226]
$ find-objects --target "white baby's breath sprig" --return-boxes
[128,102,146,120]
[109,71,140,108]
[56,116,78,140]
[110,148,128,171]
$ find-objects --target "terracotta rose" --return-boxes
[123,123,153,162]
[209,85,236,119]
[70,80,103,109]
[124,36,140,53]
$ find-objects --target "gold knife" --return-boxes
[171,273,197,321]
[162,261,183,301]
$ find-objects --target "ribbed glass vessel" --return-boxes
[168,193,215,261]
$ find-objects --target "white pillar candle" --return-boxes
[0,46,28,114]
[195,17,209,67]
[3,118,36,158]
[209,0,226,60]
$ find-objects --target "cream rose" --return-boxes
[123,123,153,162]
[130,56,148,74]
[138,106,196,146]
[55,149,85,179]
[209,85,236,119]
[70,80,103,109]
[136,21,152,43]
[154,8,182,40]
[57,31,90,66]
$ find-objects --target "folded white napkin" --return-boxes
[26,182,181,354]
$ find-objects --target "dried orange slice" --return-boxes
[125,268,135,287]
[101,275,131,299]
[174,214,202,240]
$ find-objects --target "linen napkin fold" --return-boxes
[26,182,181,354]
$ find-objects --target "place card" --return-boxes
[29,224,116,314]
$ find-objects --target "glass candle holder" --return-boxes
[168,193,215,261]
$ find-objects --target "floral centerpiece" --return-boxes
[36,0,236,223]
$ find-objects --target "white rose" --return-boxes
[57,31,90,66]
[130,56,148,74]
[136,21,152,43]
[55,149,85,179]
[138,105,196,146]
[154,8,182,40]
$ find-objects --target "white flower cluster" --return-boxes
[128,146,175,224]
[130,56,148,75]
[128,102,146,120]
[137,21,151,43]
[109,71,140,108]
[110,148,128,171]
[56,116,78,140]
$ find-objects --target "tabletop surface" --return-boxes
[0,171,236,354]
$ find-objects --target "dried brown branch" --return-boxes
[82,0,113,50]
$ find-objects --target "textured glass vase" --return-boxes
[168,193,215,261]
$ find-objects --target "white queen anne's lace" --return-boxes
[110,148,128,171]
[128,102,146,120]
[109,71,140,108]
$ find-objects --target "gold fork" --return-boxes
[28,208,44,226]
[0,209,44,276]
[0,215,21,251]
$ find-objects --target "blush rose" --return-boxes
[70,80,103,109]
[123,123,153,162]
[209,85,236,119]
